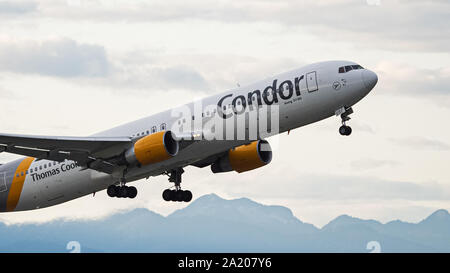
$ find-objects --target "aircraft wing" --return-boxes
[0,133,132,174]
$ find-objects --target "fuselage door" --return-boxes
[306,71,318,93]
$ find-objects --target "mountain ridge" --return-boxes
[0,193,448,252]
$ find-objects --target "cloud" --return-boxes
[0,39,210,91]
[350,158,400,170]
[105,64,210,92]
[376,61,450,97]
[221,172,450,202]
[0,38,110,77]
[0,1,37,14]
[372,61,450,108]
[389,137,450,151]
[291,0,450,52]
[82,53,298,94]
[0,87,17,99]
[37,0,450,52]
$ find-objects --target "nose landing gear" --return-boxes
[336,106,353,136]
[162,168,192,202]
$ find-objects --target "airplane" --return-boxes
[0,60,377,212]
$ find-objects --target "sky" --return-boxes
[0,0,449,227]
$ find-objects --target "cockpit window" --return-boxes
[352,65,364,70]
[338,64,364,73]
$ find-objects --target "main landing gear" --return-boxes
[107,184,138,199]
[107,167,137,199]
[162,168,193,202]
[337,106,353,136]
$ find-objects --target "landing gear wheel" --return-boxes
[117,186,128,198]
[183,190,193,202]
[174,190,184,202]
[345,126,352,136]
[127,186,138,199]
[163,189,172,201]
[107,185,117,197]
[107,185,138,199]
[339,125,352,136]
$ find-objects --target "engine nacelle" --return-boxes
[125,131,179,166]
[211,140,272,173]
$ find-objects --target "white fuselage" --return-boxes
[0,60,377,212]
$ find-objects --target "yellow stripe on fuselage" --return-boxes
[6,157,35,212]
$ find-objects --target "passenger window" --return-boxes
[345,66,353,72]
[160,123,166,131]
[39,166,42,170]
[30,169,33,174]
[44,164,47,168]
[151,126,157,133]
[16,174,19,178]
[339,67,345,73]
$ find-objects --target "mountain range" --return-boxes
[0,193,449,253]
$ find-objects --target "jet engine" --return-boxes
[211,140,272,173]
[125,131,179,166]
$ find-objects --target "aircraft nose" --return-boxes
[362,69,378,91]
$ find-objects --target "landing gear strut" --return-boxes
[337,106,353,136]
[162,168,192,202]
